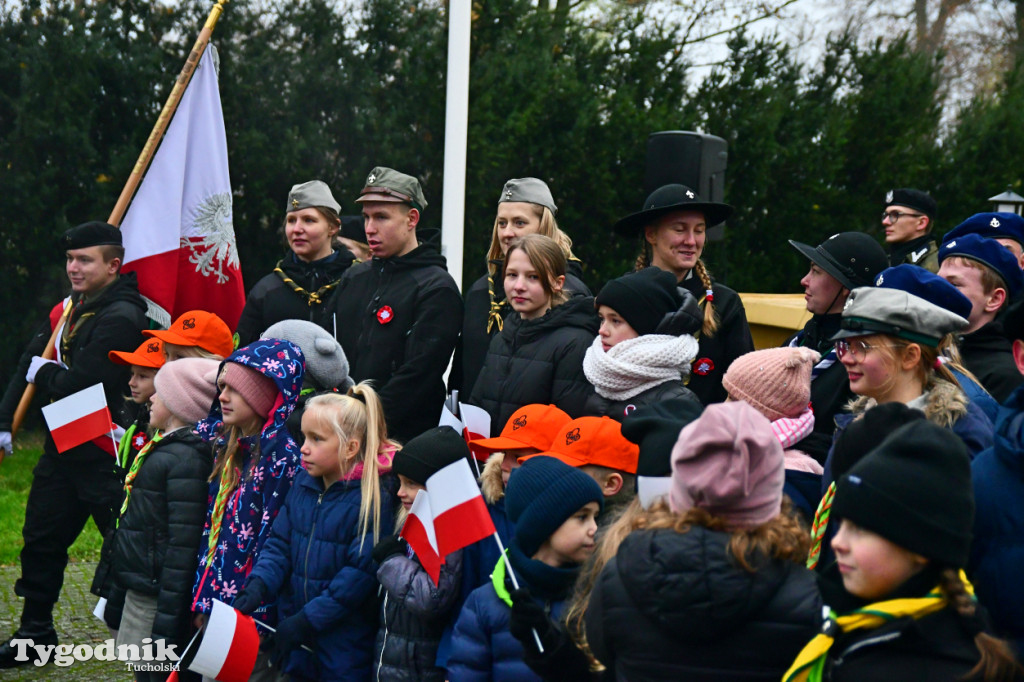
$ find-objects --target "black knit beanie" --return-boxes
[833,420,974,567]
[392,426,471,485]
[621,398,705,477]
[831,403,926,480]
[505,456,603,557]
[595,267,682,336]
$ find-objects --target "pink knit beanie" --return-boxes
[153,358,221,424]
[669,401,785,530]
[721,346,820,421]
[221,362,278,419]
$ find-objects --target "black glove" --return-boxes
[232,577,267,616]
[267,611,313,669]
[655,287,703,336]
[372,535,408,564]
[508,587,556,652]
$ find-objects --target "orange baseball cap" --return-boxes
[469,404,572,453]
[522,416,640,474]
[109,338,166,368]
[143,310,235,358]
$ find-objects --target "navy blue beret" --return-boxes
[873,264,973,320]
[939,233,1024,298]
[942,212,1024,247]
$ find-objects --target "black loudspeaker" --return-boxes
[645,131,728,240]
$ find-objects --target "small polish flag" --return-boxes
[438,404,462,432]
[41,384,114,454]
[183,598,259,682]
[458,403,491,462]
[427,458,496,558]
[399,490,443,584]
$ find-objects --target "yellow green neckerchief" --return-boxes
[782,571,974,682]
[273,260,338,306]
[491,550,513,608]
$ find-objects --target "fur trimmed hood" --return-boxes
[846,377,968,430]
[480,452,505,505]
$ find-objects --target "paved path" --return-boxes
[0,561,130,680]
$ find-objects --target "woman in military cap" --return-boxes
[613,184,754,404]
[235,180,357,345]
[452,177,591,397]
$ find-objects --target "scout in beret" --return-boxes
[943,212,1024,270]
[827,271,993,461]
[938,233,1024,402]
[235,179,354,346]
[453,177,590,399]
[882,187,940,273]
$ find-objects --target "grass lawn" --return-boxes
[0,431,103,566]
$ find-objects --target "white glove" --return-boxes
[26,356,56,384]
[0,432,11,453]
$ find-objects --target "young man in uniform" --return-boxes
[882,187,940,272]
[938,232,1024,402]
[332,167,462,443]
[0,222,148,667]
[786,232,889,462]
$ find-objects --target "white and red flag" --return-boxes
[120,47,244,330]
[181,598,259,682]
[41,383,114,454]
[399,490,443,584]
[399,458,496,585]
[458,402,491,462]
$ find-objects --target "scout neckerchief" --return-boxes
[788,332,837,379]
[117,422,145,470]
[119,431,164,520]
[782,572,974,682]
[806,481,835,569]
[274,259,338,306]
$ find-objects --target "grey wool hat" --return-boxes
[831,286,968,347]
[498,177,557,215]
[355,167,428,212]
[287,180,341,214]
[261,320,353,391]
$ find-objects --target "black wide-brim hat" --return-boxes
[613,184,733,236]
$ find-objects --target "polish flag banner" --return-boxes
[399,490,443,584]
[41,384,114,454]
[120,46,244,330]
[427,458,496,557]
[183,598,259,682]
[458,402,491,461]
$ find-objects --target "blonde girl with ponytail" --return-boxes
[613,184,754,404]
[229,381,400,680]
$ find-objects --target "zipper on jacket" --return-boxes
[376,591,389,681]
[832,630,903,668]
[303,490,326,604]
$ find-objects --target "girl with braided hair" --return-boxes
[784,419,1024,682]
[236,181,357,345]
[613,184,754,404]
[451,178,591,398]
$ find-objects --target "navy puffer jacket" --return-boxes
[586,526,821,681]
[248,470,395,681]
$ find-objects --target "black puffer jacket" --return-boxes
[585,380,701,422]
[959,319,1024,404]
[586,526,821,681]
[680,277,754,405]
[451,260,591,397]
[469,295,598,430]
[374,549,463,682]
[236,249,356,346]
[333,235,462,443]
[0,273,148,457]
[108,428,212,648]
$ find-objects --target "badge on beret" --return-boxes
[886,190,894,203]
[945,240,956,249]
[875,274,884,286]
[368,173,377,184]
[376,305,394,325]
[692,358,714,376]
[991,217,1001,228]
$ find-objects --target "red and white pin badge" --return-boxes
[376,305,394,325]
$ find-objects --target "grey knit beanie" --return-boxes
[262,320,353,391]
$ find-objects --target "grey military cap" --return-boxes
[498,177,557,215]
[287,180,341,214]
[831,286,968,347]
[355,167,427,212]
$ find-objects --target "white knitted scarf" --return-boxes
[583,333,699,400]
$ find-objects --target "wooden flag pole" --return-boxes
[0,0,229,465]
[108,0,228,226]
